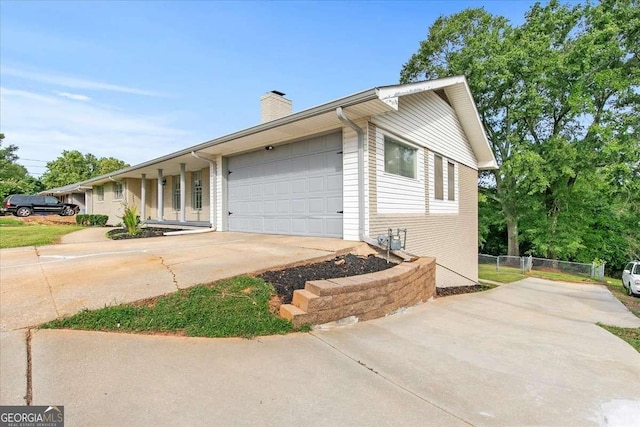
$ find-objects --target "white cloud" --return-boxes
[1,66,164,97]
[56,91,91,101]
[0,87,192,176]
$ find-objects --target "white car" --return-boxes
[622,261,640,297]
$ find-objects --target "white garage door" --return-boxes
[228,132,343,237]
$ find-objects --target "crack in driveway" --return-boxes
[159,256,179,290]
[309,331,475,426]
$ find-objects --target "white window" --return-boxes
[113,182,123,200]
[384,137,417,179]
[434,154,444,200]
[192,171,202,210]
[429,152,458,214]
[376,130,425,214]
[448,161,456,201]
[172,176,181,211]
[97,186,104,201]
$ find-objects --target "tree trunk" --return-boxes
[507,216,520,257]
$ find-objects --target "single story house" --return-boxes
[44,76,497,286]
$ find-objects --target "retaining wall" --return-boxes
[279,257,436,327]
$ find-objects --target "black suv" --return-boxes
[1,194,80,217]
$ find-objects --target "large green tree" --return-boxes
[0,133,43,199]
[401,0,639,267]
[41,150,129,189]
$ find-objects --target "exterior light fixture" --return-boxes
[265,145,274,151]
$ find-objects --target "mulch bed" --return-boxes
[259,254,496,305]
[106,227,185,240]
[436,284,495,297]
[258,254,396,304]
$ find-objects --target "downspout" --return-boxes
[336,107,377,246]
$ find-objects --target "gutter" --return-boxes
[336,107,378,247]
[180,151,216,232]
[336,107,423,263]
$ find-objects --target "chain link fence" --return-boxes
[479,254,605,281]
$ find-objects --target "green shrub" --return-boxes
[120,203,142,235]
[76,214,109,226]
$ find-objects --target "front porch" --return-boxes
[145,219,212,228]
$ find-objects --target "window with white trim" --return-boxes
[429,152,458,214]
[384,137,417,179]
[113,182,123,200]
[434,154,444,200]
[97,186,104,201]
[448,161,456,201]
[172,175,181,211]
[192,171,202,210]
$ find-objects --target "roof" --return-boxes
[43,76,497,194]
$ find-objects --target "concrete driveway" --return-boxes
[0,229,365,331]
[2,277,639,426]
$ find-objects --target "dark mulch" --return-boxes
[436,284,495,297]
[106,227,185,240]
[259,254,396,304]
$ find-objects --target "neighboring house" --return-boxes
[45,76,497,286]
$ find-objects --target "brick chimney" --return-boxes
[260,90,292,123]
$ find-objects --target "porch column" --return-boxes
[180,163,186,222]
[157,168,164,221]
[140,174,146,220]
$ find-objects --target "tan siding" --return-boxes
[369,164,478,286]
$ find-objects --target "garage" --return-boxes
[227,132,343,237]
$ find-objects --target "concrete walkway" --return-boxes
[1,278,639,426]
[0,230,366,331]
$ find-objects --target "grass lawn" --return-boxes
[479,263,600,284]
[41,276,307,338]
[598,324,640,352]
[478,264,526,283]
[0,219,84,248]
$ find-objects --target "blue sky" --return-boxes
[1,0,549,177]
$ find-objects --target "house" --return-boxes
[44,76,497,286]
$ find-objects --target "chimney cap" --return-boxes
[270,90,286,97]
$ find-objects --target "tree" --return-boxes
[0,133,43,199]
[401,0,639,267]
[41,150,129,189]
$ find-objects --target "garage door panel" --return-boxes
[292,218,306,233]
[308,198,324,214]
[292,178,307,193]
[309,218,324,234]
[264,218,275,232]
[228,131,343,237]
[327,196,342,212]
[277,200,290,214]
[276,182,290,195]
[263,200,277,214]
[292,199,306,214]
[251,184,262,197]
[263,183,276,195]
[250,201,262,214]
[276,219,290,233]
[308,177,324,192]
[327,174,341,191]
[326,219,342,236]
